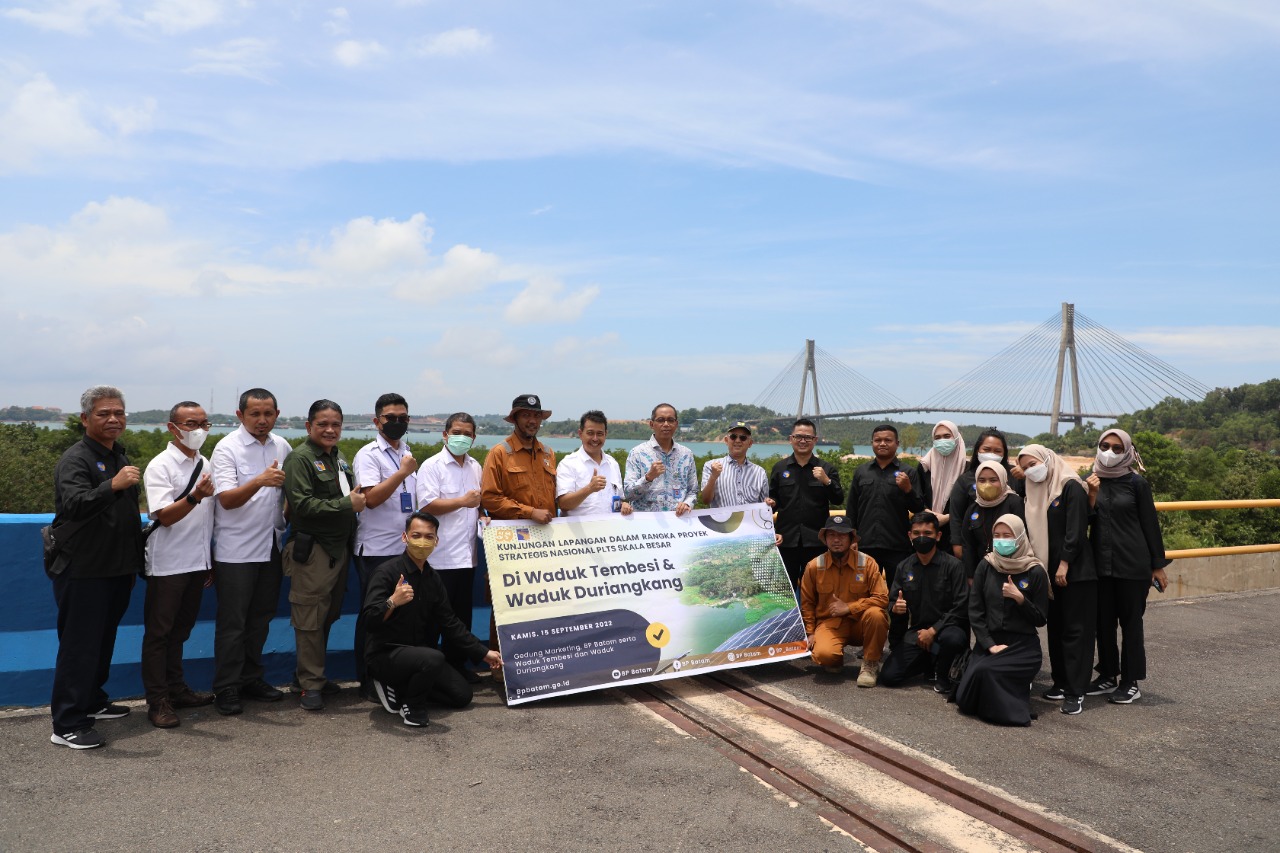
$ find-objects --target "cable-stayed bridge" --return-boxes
[753,303,1210,436]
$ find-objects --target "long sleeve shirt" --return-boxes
[970,559,1048,652]
[887,550,968,636]
[769,455,844,549]
[52,437,143,579]
[1040,479,1095,582]
[480,435,557,520]
[799,549,888,635]
[623,436,698,512]
[959,494,1027,578]
[361,553,489,664]
[282,439,358,562]
[1090,473,1171,579]
[845,458,925,552]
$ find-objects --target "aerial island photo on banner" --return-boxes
[482,504,809,705]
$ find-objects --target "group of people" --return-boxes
[787,419,1170,726]
[45,386,1168,749]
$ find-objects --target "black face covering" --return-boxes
[382,421,410,441]
[911,535,936,555]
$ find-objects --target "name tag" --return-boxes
[400,491,413,513]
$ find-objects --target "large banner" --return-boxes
[482,504,809,705]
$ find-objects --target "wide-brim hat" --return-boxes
[818,514,856,544]
[505,393,552,423]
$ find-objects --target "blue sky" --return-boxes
[2,1,1278,434]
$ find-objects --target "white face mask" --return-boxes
[1024,464,1049,483]
[977,452,1002,464]
[1096,448,1122,467]
[180,428,209,451]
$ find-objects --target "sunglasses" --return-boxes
[1098,441,1124,452]
[727,434,751,442]
[381,414,411,424]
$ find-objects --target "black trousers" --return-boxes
[369,646,473,709]
[780,546,825,588]
[1047,579,1098,698]
[1096,577,1150,683]
[862,548,911,590]
[141,571,206,703]
[50,573,134,734]
[212,547,282,693]
[437,567,476,668]
[354,553,399,685]
[880,625,968,687]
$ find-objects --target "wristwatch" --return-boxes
[185,494,199,506]
[385,597,397,611]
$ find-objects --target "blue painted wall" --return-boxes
[0,514,491,708]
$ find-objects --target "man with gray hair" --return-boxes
[47,385,144,749]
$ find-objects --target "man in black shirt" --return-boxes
[769,419,844,588]
[362,512,503,727]
[880,513,969,692]
[48,385,144,749]
[846,424,923,588]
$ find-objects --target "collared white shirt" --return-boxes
[144,442,214,576]
[557,446,624,517]
[700,454,770,508]
[211,424,291,563]
[354,433,417,558]
[416,447,483,570]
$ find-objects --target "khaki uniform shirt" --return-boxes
[800,549,888,635]
[480,435,557,520]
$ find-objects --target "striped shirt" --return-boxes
[700,455,769,508]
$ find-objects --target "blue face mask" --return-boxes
[933,438,957,457]
[446,435,474,456]
[992,538,1019,557]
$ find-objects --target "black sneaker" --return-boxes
[1108,683,1142,704]
[1041,686,1065,701]
[90,703,130,720]
[214,687,243,716]
[241,679,284,702]
[372,679,400,714]
[299,690,324,712]
[321,680,341,696]
[1086,676,1118,696]
[51,728,104,749]
[399,705,430,727]
[1061,695,1084,715]
[933,676,953,695]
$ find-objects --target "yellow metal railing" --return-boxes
[1155,498,1280,560]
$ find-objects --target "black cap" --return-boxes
[819,514,856,542]
[505,394,552,423]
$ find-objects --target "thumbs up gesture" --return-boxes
[257,459,286,488]
[892,590,907,614]
[588,468,607,493]
[391,574,414,606]
[1001,576,1024,603]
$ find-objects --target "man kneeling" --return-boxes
[362,511,503,727]
[801,515,889,687]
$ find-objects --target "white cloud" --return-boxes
[2,0,120,35]
[393,244,509,300]
[0,74,103,170]
[430,325,522,367]
[324,7,350,36]
[185,38,277,81]
[139,0,228,35]
[334,39,387,68]
[503,276,600,324]
[3,0,239,35]
[415,27,492,57]
[551,332,619,359]
[306,213,433,276]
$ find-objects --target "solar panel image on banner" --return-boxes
[714,608,806,652]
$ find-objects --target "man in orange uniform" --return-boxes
[800,515,889,687]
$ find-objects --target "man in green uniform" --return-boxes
[282,399,366,711]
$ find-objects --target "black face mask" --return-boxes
[382,421,410,441]
[911,535,936,554]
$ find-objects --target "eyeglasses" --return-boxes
[727,434,751,442]
[652,418,677,425]
[1098,441,1123,452]
[174,420,212,430]
[790,434,816,442]
[381,414,411,424]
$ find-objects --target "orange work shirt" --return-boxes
[480,435,557,520]
[800,549,889,635]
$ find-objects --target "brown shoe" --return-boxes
[148,698,180,728]
[170,688,214,709]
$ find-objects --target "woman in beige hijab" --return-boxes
[1016,444,1096,716]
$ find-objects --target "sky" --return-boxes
[2,1,1278,435]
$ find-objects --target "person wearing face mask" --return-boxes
[1084,429,1170,704]
[558,410,633,517]
[955,515,1049,726]
[139,402,218,729]
[362,512,504,727]
[351,393,420,700]
[959,461,1026,578]
[418,412,486,683]
[917,421,966,553]
[1016,444,1096,716]
[880,512,969,693]
[948,428,1024,558]
[282,400,366,712]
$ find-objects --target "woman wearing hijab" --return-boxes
[1016,444,1096,715]
[918,420,966,552]
[1084,429,1170,705]
[955,515,1048,726]
[959,461,1027,578]
[948,428,1024,558]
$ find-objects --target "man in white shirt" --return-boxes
[557,410,632,518]
[416,412,484,682]
[699,422,772,509]
[210,388,291,716]
[141,402,217,729]
[351,392,418,699]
